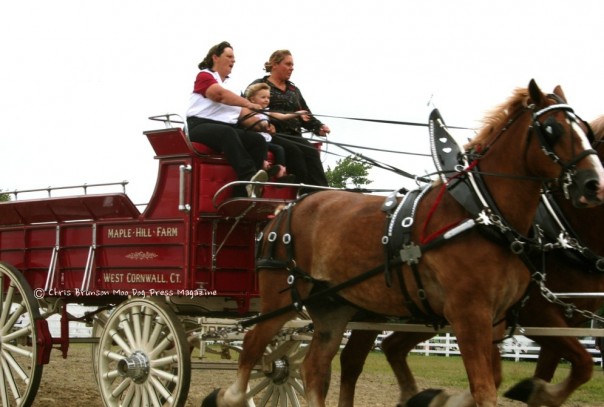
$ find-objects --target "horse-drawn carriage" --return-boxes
[1,79,604,407]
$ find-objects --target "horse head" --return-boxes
[526,79,604,207]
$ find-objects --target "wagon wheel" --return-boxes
[0,262,46,407]
[96,298,191,407]
[242,338,308,407]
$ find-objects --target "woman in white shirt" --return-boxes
[186,41,267,197]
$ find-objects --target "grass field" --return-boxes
[337,350,604,405]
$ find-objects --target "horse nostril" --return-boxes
[584,179,599,193]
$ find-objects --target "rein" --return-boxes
[260,109,474,130]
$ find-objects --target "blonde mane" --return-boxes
[465,87,531,151]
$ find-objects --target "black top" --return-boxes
[249,76,324,136]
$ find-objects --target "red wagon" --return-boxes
[0,114,312,406]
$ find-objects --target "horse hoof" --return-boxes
[405,388,444,407]
[504,378,534,402]
[201,388,221,407]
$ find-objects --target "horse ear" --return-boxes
[528,79,544,105]
[553,85,567,103]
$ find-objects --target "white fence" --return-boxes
[374,332,603,364]
[46,304,94,338]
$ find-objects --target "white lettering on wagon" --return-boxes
[106,226,179,239]
[102,272,181,284]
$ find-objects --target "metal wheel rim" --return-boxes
[96,298,190,407]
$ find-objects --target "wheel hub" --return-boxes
[266,358,289,385]
[117,351,150,383]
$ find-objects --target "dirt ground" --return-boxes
[30,344,537,407]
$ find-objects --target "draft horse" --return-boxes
[202,80,604,407]
[338,119,604,406]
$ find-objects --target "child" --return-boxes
[239,83,306,182]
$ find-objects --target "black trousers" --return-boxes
[187,117,267,181]
[270,134,328,186]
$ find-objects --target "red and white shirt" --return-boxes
[186,69,241,124]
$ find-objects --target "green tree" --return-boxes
[0,190,10,202]
[325,155,372,188]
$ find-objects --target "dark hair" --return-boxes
[198,41,232,70]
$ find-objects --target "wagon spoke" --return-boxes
[0,284,15,327]
[104,350,128,363]
[1,303,25,336]
[110,377,132,399]
[118,313,137,350]
[108,329,133,355]
[150,366,178,384]
[141,383,149,406]
[119,381,136,406]
[2,326,32,344]
[103,368,122,381]
[142,307,153,346]
[149,375,173,404]
[148,335,174,359]
[147,315,166,347]
[150,354,179,370]
[0,363,9,407]
[277,385,286,407]
[258,384,274,406]
[2,349,29,382]
[143,381,163,407]
[288,377,305,396]
[131,305,143,347]
[247,377,271,397]
[0,353,21,405]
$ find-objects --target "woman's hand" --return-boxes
[317,124,330,137]
[246,102,263,110]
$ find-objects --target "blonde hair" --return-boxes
[263,49,292,73]
[245,83,270,100]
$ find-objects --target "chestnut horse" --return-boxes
[201,80,604,407]
[338,117,604,407]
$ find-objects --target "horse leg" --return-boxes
[338,329,379,407]
[505,336,594,406]
[407,328,504,407]
[303,304,358,406]
[339,330,435,407]
[408,313,499,407]
[533,343,562,381]
[381,332,435,406]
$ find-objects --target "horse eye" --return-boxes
[542,117,563,145]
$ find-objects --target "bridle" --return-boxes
[472,98,597,197]
[530,100,598,199]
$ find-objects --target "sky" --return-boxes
[1,0,603,205]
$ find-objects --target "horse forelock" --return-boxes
[464,87,531,151]
[590,115,604,141]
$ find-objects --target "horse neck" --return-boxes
[475,119,542,234]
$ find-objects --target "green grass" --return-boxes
[331,351,604,405]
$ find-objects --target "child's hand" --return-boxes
[295,111,310,122]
